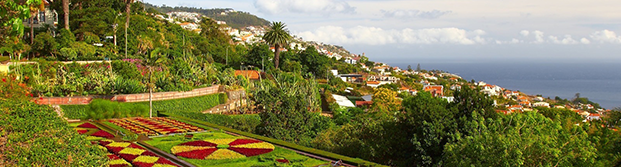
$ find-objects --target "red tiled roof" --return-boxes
[356,101,373,106]
[367,81,380,85]
[235,70,261,80]
[590,113,601,117]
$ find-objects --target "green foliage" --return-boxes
[59,47,77,60]
[86,99,149,120]
[147,93,225,114]
[31,32,59,58]
[253,72,326,145]
[113,77,145,94]
[0,99,107,166]
[60,105,89,119]
[111,60,142,80]
[443,112,597,166]
[169,115,384,167]
[537,107,583,124]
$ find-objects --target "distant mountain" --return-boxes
[145,3,270,29]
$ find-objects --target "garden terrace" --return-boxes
[165,114,386,167]
[107,117,205,136]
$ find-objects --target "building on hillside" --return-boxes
[23,0,57,29]
[366,81,382,88]
[533,102,551,108]
[234,70,261,80]
[423,85,444,97]
[332,94,356,108]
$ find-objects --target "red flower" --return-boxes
[91,130,115,139]
[276,159,290,163]
[2,78,5,82]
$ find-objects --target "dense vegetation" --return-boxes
[145,4,270,29]
[0,74,107,166]
[61,93,226,119]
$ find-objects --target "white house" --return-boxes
[332,94,355,108]
[533,102,550,108]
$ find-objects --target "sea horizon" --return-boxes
[390,61,621,109]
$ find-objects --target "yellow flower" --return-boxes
[205,149,245,160]
[119,148,146,155]
[133,156,159,163]
[232,142,275,149]
[109,159,131,165]
[107,142,131,148]
[206,139,236,145]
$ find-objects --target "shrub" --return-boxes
[0,99,107,166]
[219,93,228,103]
[113,78,145,94]
[172,112,261,133]
[86,99,148,120]
[146,93,224,114]
[111,60,142,80]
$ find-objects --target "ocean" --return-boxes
[392,62,621,109]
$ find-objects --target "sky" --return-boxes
[144,0,621,64]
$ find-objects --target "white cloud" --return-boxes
[254,0,355,15]
[590,30,621,43]
[381,9,452,19]
[296,26,487,45]
[533,30,545,44]
[548,35,579,45]
[520,30,530,37]
[580,38,591,44]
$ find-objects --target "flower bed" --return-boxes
[108,117,204,136]
[99,139,179,167]
[73,122,115,139]
[171,138,274,160]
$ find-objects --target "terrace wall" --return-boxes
[33,85,221,105]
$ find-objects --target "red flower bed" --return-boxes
[180,141,217,147]
[108,117,202,136]
[228,139,262,146]
[228,148,274,157]
[78,122,99,129]
[276,159,290,163]
[176,149,218,159]
[91,130,115,139]
[76,129,88,134]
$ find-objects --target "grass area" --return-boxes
[0,56,9,62]
[169,114,386,167]
[145,132,328,167]
[101,121,136,136]
[171,112,260,133]
[60,93,225,119]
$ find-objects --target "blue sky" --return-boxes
[144,0,621,63]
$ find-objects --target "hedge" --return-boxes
[0,99,108,166]
[168,114,386,167]
[61,93,226,119]
[170,112,260,133]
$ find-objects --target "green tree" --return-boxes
[398,91,457,166]
[254,72,325,145]
[443,112,597,166]
[142,47,166,118]
[263,21,291,69]
[31,32,58,58]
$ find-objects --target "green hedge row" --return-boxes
[0,100,107,166]
[61,93,226,119]
[171,112,260,133]
[168,114,385,167]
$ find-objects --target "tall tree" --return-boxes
[124,0,133,58]
[62,0,69,30]
[28,0,43,44]
[263,21,291,69]
[142,48,165,118]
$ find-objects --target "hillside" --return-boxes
[145,3,269,29]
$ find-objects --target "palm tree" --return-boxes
[62,0,69,30]
[142,48,165,118]
[263,21,291,69]
[29,0,43,45]
[124,0,134,58]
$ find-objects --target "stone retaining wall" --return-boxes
[33,85,221,105]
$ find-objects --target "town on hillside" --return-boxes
[1,1,620,167]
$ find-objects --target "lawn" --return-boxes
[145,132,329,167]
